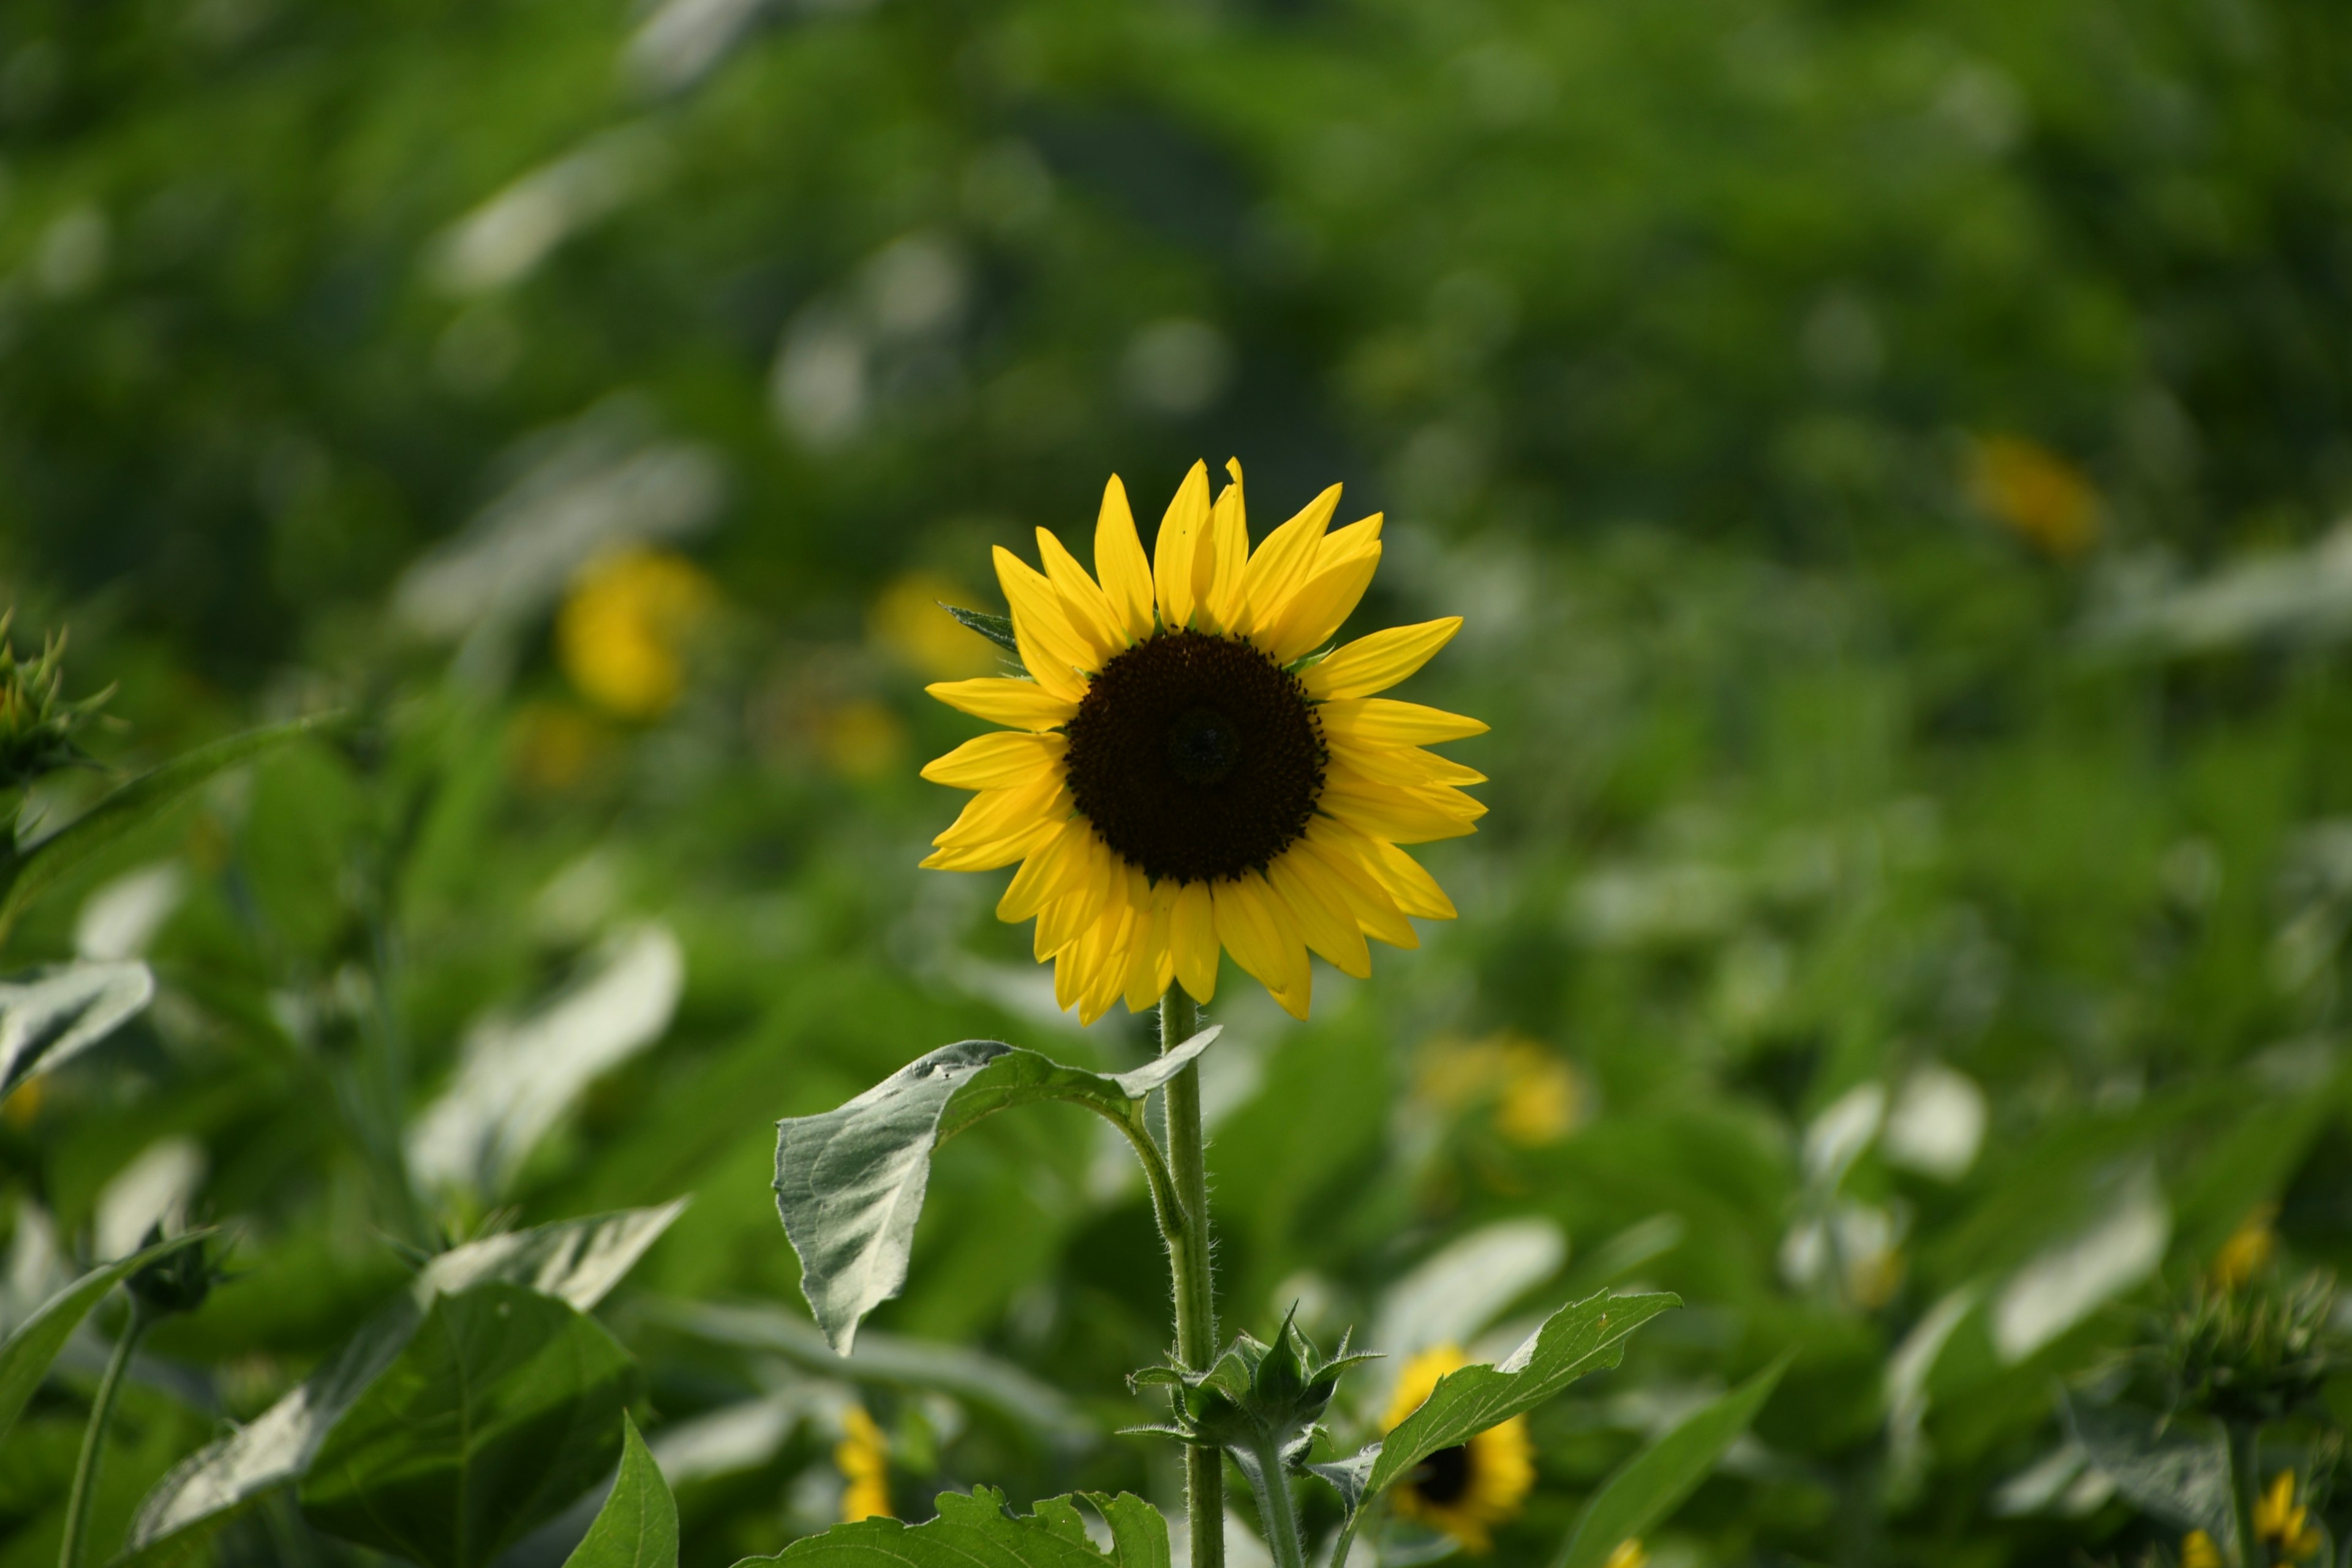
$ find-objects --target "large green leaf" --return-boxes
[774,1030,1218,1354]
[0,960,154,1098]
[0,715,335,947]
[735,1486,1167,1568]
[564,1414,678,1568]
[1309,1291,1679,1562]
[1554,1357,1786,1568]
[126,1201,685,1562]
[0,1230,209,1441]
[299,1282,638,1568]
[2062,1393,2234,1541]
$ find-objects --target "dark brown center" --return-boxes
[1062,630,1325,885]
[1411,1444,1473,1506]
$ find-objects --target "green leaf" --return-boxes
[0,1230,209,1441]
[1313,1291,1680,1564]
[564,1415,678,1568]
[0,960,154,1097]
[2062,1393,2233,1540]
[1554,1355,1787,1568]
[300,1283,639,1568]
[942,606,1023,657]
[736,1486,1167,1568]
[0,714,336,947]
[127,1200,685,1563]
[774,1030,1218,1354]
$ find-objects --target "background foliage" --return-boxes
[4,0,2352,1564]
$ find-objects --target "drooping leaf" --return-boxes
[0,1229,208,1441]
[943,606,1023,657]
[299,1283,639,1568]
[774,1030,1218,1354]
[1555,1356,1787,1568]
[734,1486,1167,1568]
[0,960,154,1097]
[0,715,336,946]
[1314,1291,1679,1564]
[565,1414,679,1568]
[2063,1393,2234,1540]
[126,1200,685,1562]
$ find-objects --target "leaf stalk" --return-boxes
[59,1304,147,1568]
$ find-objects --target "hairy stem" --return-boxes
[1160,986,1223,1568]
[2226,1420,2264,1568]
[59,1308,146,1568]
[1245,1444,1308,1568]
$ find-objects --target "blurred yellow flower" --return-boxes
[506,701,613,793]
[2256,1471,2323,1563]
[1417,1033,1581,1147]
[2180,1530,2221,1568]
[1384,1346,1534,1553]
[557,548,718,719]
[2212,1206,2278,1293]
[816,698,910,782]
[1967,434,2101,559]
[1603,1542,1649,1568]
[836,1405,892,1523]
[870,571,1003,680]
[2,1074,43,1128]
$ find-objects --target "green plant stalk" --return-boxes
[1160,985,1224,1568]
[2226,1420,2263,1568]
[1245,1442,1308,1568]
[59,1307,147,1568]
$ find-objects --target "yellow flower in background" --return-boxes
[872,571,1005,680]
[835,1406,892,1523]
[2212,1205,2278,1293]
[2256,1471,2323,1563]
[919,460,1486,1023]
[2,1074,43,1128]
[506,701,613,793]
[557,548,717,719]
[816,698,911,782]
[2180,1531,2220,1568]
[1602,1542,1649,1568]
[1967,434,2101,559]
[1383,1346,1534,1553]
[1416,1033,1581,1147]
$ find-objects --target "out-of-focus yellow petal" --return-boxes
[1303,617,1463,700]
[919,730,1065,790]
[1036,527,1126,660]
[925,678,1078,733]
[1153,461,1212,630]
[1237,483,1340,639]
[1316,697,1488,746]
[1095,476,1158,642]
[994,546,1093,701]
[1172,879,1219,1002]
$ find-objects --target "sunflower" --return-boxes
[1381,1345,1535,1553]
[835,1405,892,1523]
[918,459,1485,1022]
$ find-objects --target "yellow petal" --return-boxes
[929,772,1068,850]
[1036,527,1127,659]
[1297,828,1420,948]
[1213,874,1307,1012]
[925,678,1079,732]
[1326,739,1487,790]
[1124,876,1178,1012]
[1268,850,1371,978]
[1262,546,1382,663]
[920,730,1066,790]
[1321,778,1484,845]
[1084,889,1141,1024]
[999,816,1091,922]
[1171,878,1218,1003]
[918,820,1057,872]
[1197,459,1249,633]
[1095,476,1158,642]
[1237,483,1340,639]
[1036,833,1119,958]
[1153,461,1212,630]
[1316,697,1487,746]
[994,546,1093,701]
[1317,513,1384,567]
[1303,617,1463,700]
[1314,818,1460,919]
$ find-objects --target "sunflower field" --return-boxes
[5,1,2352,1566]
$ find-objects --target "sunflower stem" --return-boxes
[2225,1419,2264,1568]
[1160,985,1224,1568]
[1245,1442,1308,1568]
[59,1304,146,1568]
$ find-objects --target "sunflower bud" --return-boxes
[1129,1308,1379,1468]
[0,614,111,802]
[126,1223,219,1323]
[2157,1270,2347,1427]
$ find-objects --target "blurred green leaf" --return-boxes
[0,715,336,947]
[0,1230,209,1442]
[1555,1356,1787,1568]
[774,1030,1216,1354]
[299,1282,638,1568]
[2062,1393,2233,1541]
[564,1414,677,1568]
[0,960,154,1098]
[737,1485,1163,1568]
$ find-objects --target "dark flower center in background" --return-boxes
[1065,629,1325,884]
[1411,1445,1473,1506]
